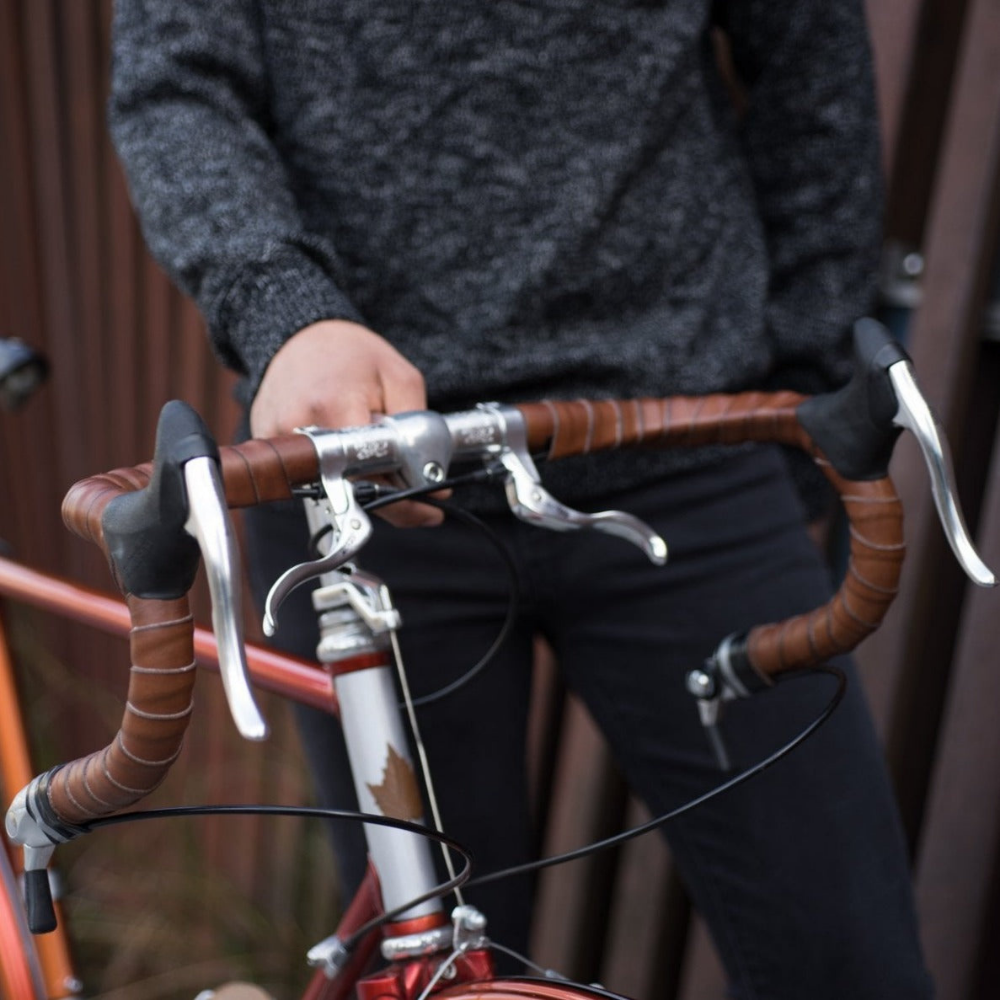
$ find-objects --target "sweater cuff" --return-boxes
[210,240,366,402]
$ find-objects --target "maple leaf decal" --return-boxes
[367,744,424,821]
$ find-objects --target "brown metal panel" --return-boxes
[56,0,128,706]
[106,163,143,465]
[0,0,63,575]
[863,0,927,180]
[60,0,109,469]
[877,0,972,244]
[138,253,174,450]
[99,0,143,466]
[855,0,1000,842]
[176,286,210,410]
[21,1,90,495]
[915,395,1000,999]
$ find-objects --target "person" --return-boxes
[107,2,934,996]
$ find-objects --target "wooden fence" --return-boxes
[1,2,999,997]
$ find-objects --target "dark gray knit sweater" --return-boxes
[109,0,882,502]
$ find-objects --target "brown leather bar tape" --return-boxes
[516,391,809,457]
[516,393,905,678]
[48,393,903,826]
[50,435,318,826]
[47,596,196,824]
[61,435,319,550]
[744,472,904,678]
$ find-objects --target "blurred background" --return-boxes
[1,1,1000,998]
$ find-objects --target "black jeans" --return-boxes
[244,445,933,999]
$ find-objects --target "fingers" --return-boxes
[249,319,442,527]
[250,321,389,437]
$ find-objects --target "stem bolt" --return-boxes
[423,461,445,484]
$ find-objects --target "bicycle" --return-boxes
[4,319,996,1000]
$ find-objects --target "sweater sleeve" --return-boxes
[108,0,365,397]
[714,0,884,395]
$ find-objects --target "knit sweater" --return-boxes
[109,0,882,504]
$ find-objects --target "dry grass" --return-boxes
[6,605,345,1000]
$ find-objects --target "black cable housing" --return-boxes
[79,668,844,961]
[307,471,522,709]
[86,804,473,951]
[468,666,847,887]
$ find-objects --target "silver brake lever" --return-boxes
[263,462,373,637]
[889,361,996,588]
[483,404,667,565]
[183,457,269,740]
[263,414,453,634]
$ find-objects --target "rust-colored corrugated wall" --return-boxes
[1,2,998,998]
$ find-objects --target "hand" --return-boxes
[250,319,444,526]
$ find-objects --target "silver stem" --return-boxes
[389,629,465,907]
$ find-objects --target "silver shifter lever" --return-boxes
[183,457,268,740]
[888,362,996,588]
[481,404,668,565]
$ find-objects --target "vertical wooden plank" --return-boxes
[530,694,629,983]
[856,0,1000,839]
[676,918,728,1000]
[915,399,1000,1000]
[599,799,688,1000]
[527,639,566,844]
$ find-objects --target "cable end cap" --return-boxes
[24,868,57,934]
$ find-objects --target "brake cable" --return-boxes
[86,804,472,951]
[307,470,523,709]
[468,665,847,887]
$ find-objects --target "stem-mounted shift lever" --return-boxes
[103,401,267,741]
